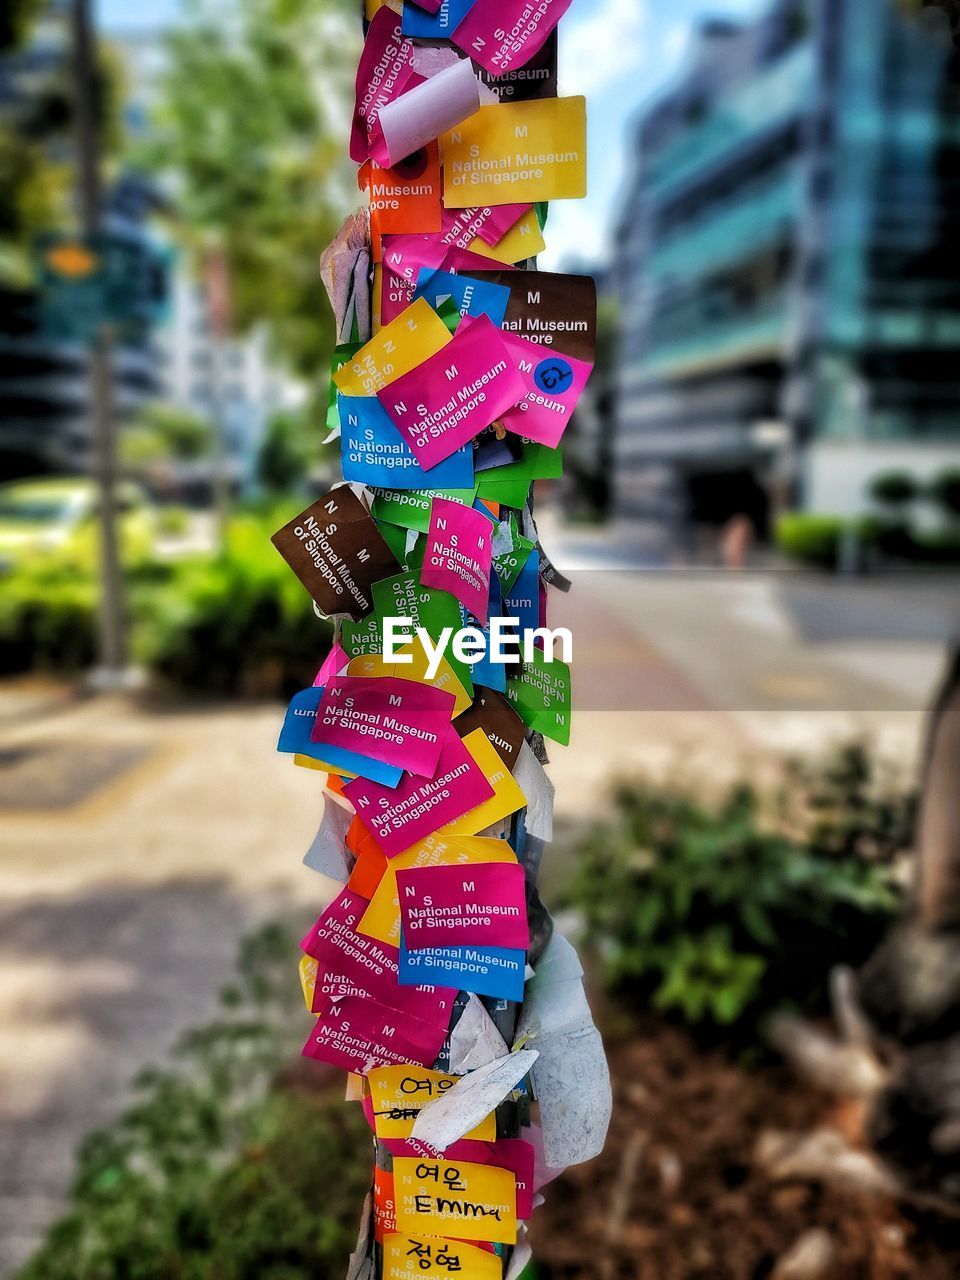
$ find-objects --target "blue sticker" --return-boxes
[399,941,526,1002]
[534,357,574,395]
[339,395,474,489]
[461,577,508,692]
[413,269,511,325]
[402,0,477,38]
[277,688,403,787]
[504,549,540,641]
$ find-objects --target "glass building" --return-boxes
[613,0,960,533]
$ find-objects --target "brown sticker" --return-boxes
[479,31,558,103]
[454,687,527,771]
[271,487,401,620]
[474,270,597,363]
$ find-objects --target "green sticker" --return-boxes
[327,343,362,432]
[340,615,383,661]
[506,647,571,745]
[371,487,477,532]
[476,476,533,509]
[376,518,409,568]
[370,570,473,693]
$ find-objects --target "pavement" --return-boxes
[0,524,951,1275]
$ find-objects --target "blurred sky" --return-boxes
[98,0,765,267]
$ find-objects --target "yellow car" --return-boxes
[0,477,155,573]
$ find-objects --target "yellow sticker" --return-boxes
[441,729,527,836]
[365,0,401,18]
[346,1072,368,1102]
[368,1066,496,1141]
[393,1157,517,1245]
[358,835,517,946]
[334,297,451,396]
[395,637,472,718]
[442,98,587,208]
[383,1232,502,1279]
[299,954,318,1012]
[294,752,359,780]
[347,653,397,680]
[468,209,546,265]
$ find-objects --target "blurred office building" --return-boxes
[614,0,960,537]
[0,3,164,479]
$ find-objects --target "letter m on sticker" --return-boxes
[382,1025,396,1037]
[462,880,475,892]
[444,365,459,381]
[515,125,529,139]
[519,360,534,374]
[389,693,403,707]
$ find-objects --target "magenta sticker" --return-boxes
[314,641,349,687]
[350,8,417,164]
[301,889,456,1022]
[378,315,525,468]
[345,728,494,857]
[439,204,530,251]
[453,0,572,76]
[380,235,448,326]
[397,860,529,950]
[421,496,494,623]
[302,997,449,1073]
[498,331,593,449]
[311,675,456,778]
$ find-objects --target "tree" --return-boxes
[142,0,359,402]
[257,409,313,494]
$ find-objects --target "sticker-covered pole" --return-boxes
[271,1,611,1275]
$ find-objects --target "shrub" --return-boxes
[16,923,370,1280]
[775,513,847,567]
[0,564,99,673]
[136,517,331,698]
[929,468,960,521]
[868,470,919,508]
[565,744,905,1037]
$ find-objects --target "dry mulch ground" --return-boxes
[530,1019,960,1280]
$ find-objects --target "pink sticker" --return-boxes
[498,331,593,448]
[345,728,494,858]
[397,860,528,950]
[302,889,456,1022]
[441,245,518,275]
[421,497,494,623]
[302,997,449,1073]
[439,205,530,250]
[383,1138,535,1218]
[378,315,526,468]
[380,235,449,326]
[453,0,572,76]
[311,676,455,778]
[350,9,417,164]
[314,641,348,687]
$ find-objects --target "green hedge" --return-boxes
[0,510,331,697]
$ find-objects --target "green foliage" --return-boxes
[142,0,359,399]
[0,562,99,672]
[16,923,370,1280]
[135,511,330,697]
[0,508,329,694]
[566,744,906,1036]
[134,404,215,462]
[257,410,314,494]
[929,468,960,519]
[869,469,919,507]
[775,513,847,567]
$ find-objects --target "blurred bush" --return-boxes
[775,513,848,567]
[16,923,369,1280]
[868,470,920,509]
[566,744,907,1038]
[0,506,330,697]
